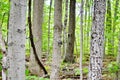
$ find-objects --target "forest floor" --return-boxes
[0,54,117,80]
[41,54,117,80]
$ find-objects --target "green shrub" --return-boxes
[26,76,49,80]
[107,62,119,73]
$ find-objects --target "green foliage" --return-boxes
[75,67,88,75]
[1,0,120,79]
[26,76,49,80]
[75,68,80,75]
[42,2,54,53]
[25,69,30,76]
[0,0,9,41]
[39,77,49,80]
[0,53,3,72]
[83,67,89,74]
[26,76,38,80]
[107,62,119,73]
[0,53,2,59]
[61,62,69,67]
[0,65,2,72]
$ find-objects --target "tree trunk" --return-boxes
[29,0,44,76]
[47,0,52,59]
[113,0,119,57]
[64,0,76,63]
[114,0,120,79]
[80,0,84,80]
[0,29,7,80]
[88,0,106,80]
[0,11,7,80]
[84,0,87,53]
[50,0,62,79]
[106,0,112,54]
[63,0,69,59]
[7,0,27,80]
[115,31,120,80]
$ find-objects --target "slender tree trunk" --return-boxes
[113,0,119,56]
[86,0,91,53]
[106,0,112,54]
[114,0,120,79]
[86,0,89,53]
[84,0,87,53]
[1,5,9,80]
[64,0,76,63]
[50,0,62,79]
[47,0,52,58]
[28,0,47,75]
[87,0,92,55]
[116,33,120,80]
[1,13,6,28]
[7,0,27,80]
[116,31,120,80]
[80,0,84,80]
[0,28,7,80]
[63,0,69,59]
[88,0,106,80]
[29,0,44,76]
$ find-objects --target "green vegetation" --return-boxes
[0,0,120,80]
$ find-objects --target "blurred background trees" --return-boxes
[0,0,120,80]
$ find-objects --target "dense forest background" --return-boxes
[0,0,120,80]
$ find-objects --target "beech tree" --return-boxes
[50,0,62,79]
[29,0,44,76]
[1,0,120,80]
[80,0,84,80]
[88,0,106,80]
[63,0,69,58]
[64,0,76,63]
[7,0,27,80]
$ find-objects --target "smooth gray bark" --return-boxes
[88,0,106,80]
[80,0,84,80]
[7,0,27,80]
[29,0,44,76]
[63,0,69,59]
[50,0,62,79]
[64,0,76,63]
